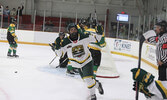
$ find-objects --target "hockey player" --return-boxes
[131,68,167,100]
[49,32,69,68]
[77,18,88,33]
[49,32,79,75]
[143,21,167,81]
[55,23,104,100]
[78,18,106,78]
[7,19,19,57]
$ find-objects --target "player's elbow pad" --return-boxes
[14,36,18,42]
[12,33,16,37]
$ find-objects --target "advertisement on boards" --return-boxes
[114,39,131,51]
[144,44,156,62]
[0,29,7,40]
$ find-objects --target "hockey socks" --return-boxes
[13,49,16,55]
[7,48,12,57]
[13,49,19,57]
[84,77,104,100]
[93,65,99,78]
[83,76,96,95]
[8,48,12,54]
[8,43,18,57]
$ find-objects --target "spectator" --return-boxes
[0,6,2,23]
[112,25,117,38]
[10,8,16,23]
[44,20,54,32]
[3,6,10,28]
[16,5,24,25]
[134,27,138,40]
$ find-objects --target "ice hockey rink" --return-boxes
[0,42,158,100]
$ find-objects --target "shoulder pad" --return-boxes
[84,31,90,34]
[10,24,15,27]
[86,28,96,32]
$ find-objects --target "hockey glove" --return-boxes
[95,25,103,35]
[49,43,56,51]
[133,81,154,98]
[14,36,18,42]
[131,68,154,87]
[76,24,83,34]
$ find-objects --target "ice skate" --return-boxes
[7,52,13,57]
[66,69,75,77]
[96,80,104,95]
[13,54,19,58]
[73,68,79,75]
[91,94,96,100]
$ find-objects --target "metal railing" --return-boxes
[0,9,167,41]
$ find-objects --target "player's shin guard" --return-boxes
[13,49,16,55]
[93,65,99,79]
[83,77,97,95]
[84,77,97,100]
[13,48,19,57]
[7,47,12,57]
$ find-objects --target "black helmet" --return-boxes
[59,32,65,37]
[155,20,167,32]
[92,18,97,28]
[79,18,87,25]
[84,17,97,28]
[67,23,77,32]
[11,18,16,23]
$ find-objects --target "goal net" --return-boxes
[96,42,119,78]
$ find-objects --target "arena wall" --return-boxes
[0,29,157,69]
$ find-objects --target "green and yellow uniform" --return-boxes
[55,23,104,98]
[7,23,18,57]
[78,24,106,78]
[55,31,102,93]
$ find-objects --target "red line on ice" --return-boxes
[0,87,10,100]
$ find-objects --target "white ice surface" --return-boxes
[0,42,158,100]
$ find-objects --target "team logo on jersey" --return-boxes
[72,45,85,57]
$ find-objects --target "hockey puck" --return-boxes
[15,71,18,73]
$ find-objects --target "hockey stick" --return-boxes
[93,0,98,25]
[55,58,68,68]
[49,54,57,65]
[49,52,58,65]
[49,44,58,65]
[135,35,145,100]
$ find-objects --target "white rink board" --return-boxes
[0,29,7,40]
[34,32,58,44]
[105,38,157,68]
[16,30,34,42]
[0,29,58,43]
[0,29,157,68]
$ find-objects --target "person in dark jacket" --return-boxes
[17,5,24,25]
